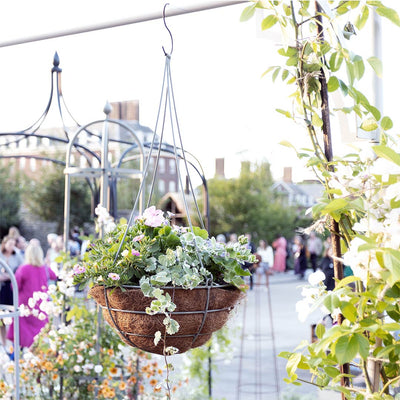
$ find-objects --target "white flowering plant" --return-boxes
[242,0,400,398]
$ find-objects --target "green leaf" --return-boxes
[329,52,344,72]
[367,56,383,78]
[383,249,400,285]
[325,366,341,378]
[353,55,365,80]
[261,14,278,30]
[316,323,326,339]
[355,5,369,30]
[373,145,400,166]
[376,6,400,27]
[355,333,370,359]
[364,104,381,121]
[240,4,256,22]
[286,353,302,378]
[321,198,348,214]
[276,109,292,119]
[381,322,400,331]
[327,76,339,92]
[338,79,348,96]
[311,113,323,128]
[341,302,358,323]
[360,118,378,132]
[272,67,281,82]
[381,116,393,131]
[193,226,208,239]
[334,334,358,365]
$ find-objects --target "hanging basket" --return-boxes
[89,284,244,355]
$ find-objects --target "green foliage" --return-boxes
[242,0,400,397]
[0,163,21,237]
[206,160,310,242]
[25,164,92,233]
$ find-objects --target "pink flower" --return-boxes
[133,234,145,242]
[73,264,85,275]
[131,250,140,257]
[108,273,120,281]
[142,206,165,227]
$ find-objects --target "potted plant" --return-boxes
[73,205,255,355]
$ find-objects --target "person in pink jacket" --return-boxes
[7,242,57,348]
[272,234,287,272]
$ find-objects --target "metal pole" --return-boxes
[0,1,248,48]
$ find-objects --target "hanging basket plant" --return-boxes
[73,205,253,355]
[89,283,243,355]
[73,6,255,356]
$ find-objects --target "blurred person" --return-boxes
[227,233,238,246]
[15,236,27,256]
[216,233,226,244]
[272,234,287,273]
[7,226,20,240]
[0,236,24,345]
[256,239,274,286]
[244,233,256,290]
[7,243,57,349]
[294,236,308,280]
[29,238,41,247]
[307,231,323,272]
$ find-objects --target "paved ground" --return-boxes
[208,270,341,400]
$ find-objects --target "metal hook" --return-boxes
[162,3,174,57]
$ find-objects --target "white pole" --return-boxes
[0,1,248,48]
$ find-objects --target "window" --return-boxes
[158,158,166,173]
[168,181,176,192]
[19,157,26,170]
[30,158,36,172]
[169,159,176,175]
[158,179,165,194]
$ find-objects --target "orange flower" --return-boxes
[149,378,158,386]
[118,381,127,391]
[107,348,114,356]
[43,361,53,371]
[154,386,162,393]
[0,381,6,390]
[109,367,118,375]
[128,376,137,385]
[87,384,94,392]
[52,374,59,381]
[139,384,144,394]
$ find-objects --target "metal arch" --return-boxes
[0,259,20,400]
[63,117,146,251]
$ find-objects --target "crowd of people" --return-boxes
[216,230,332,289]
[0,226,86,355]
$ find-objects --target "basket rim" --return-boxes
[95,283,236,290]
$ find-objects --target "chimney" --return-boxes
[283,167,292,183]
[215,158,225,178]
[110,100,139,121]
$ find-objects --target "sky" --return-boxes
[0,1,399,183]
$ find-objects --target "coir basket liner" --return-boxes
[89,284,244,355]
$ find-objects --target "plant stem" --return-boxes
[314,2,350,397]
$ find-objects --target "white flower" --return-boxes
[38,313,47,321]
[94,365,103,373]
[73,365,81,373]
[77,354,84,363]
[28,298,36,309]
[308,270,326,286]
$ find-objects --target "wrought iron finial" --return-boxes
[162,3,174,57]
[103,101,112,117]
[52,51,62,72]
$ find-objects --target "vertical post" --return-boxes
[315,1,349,395]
